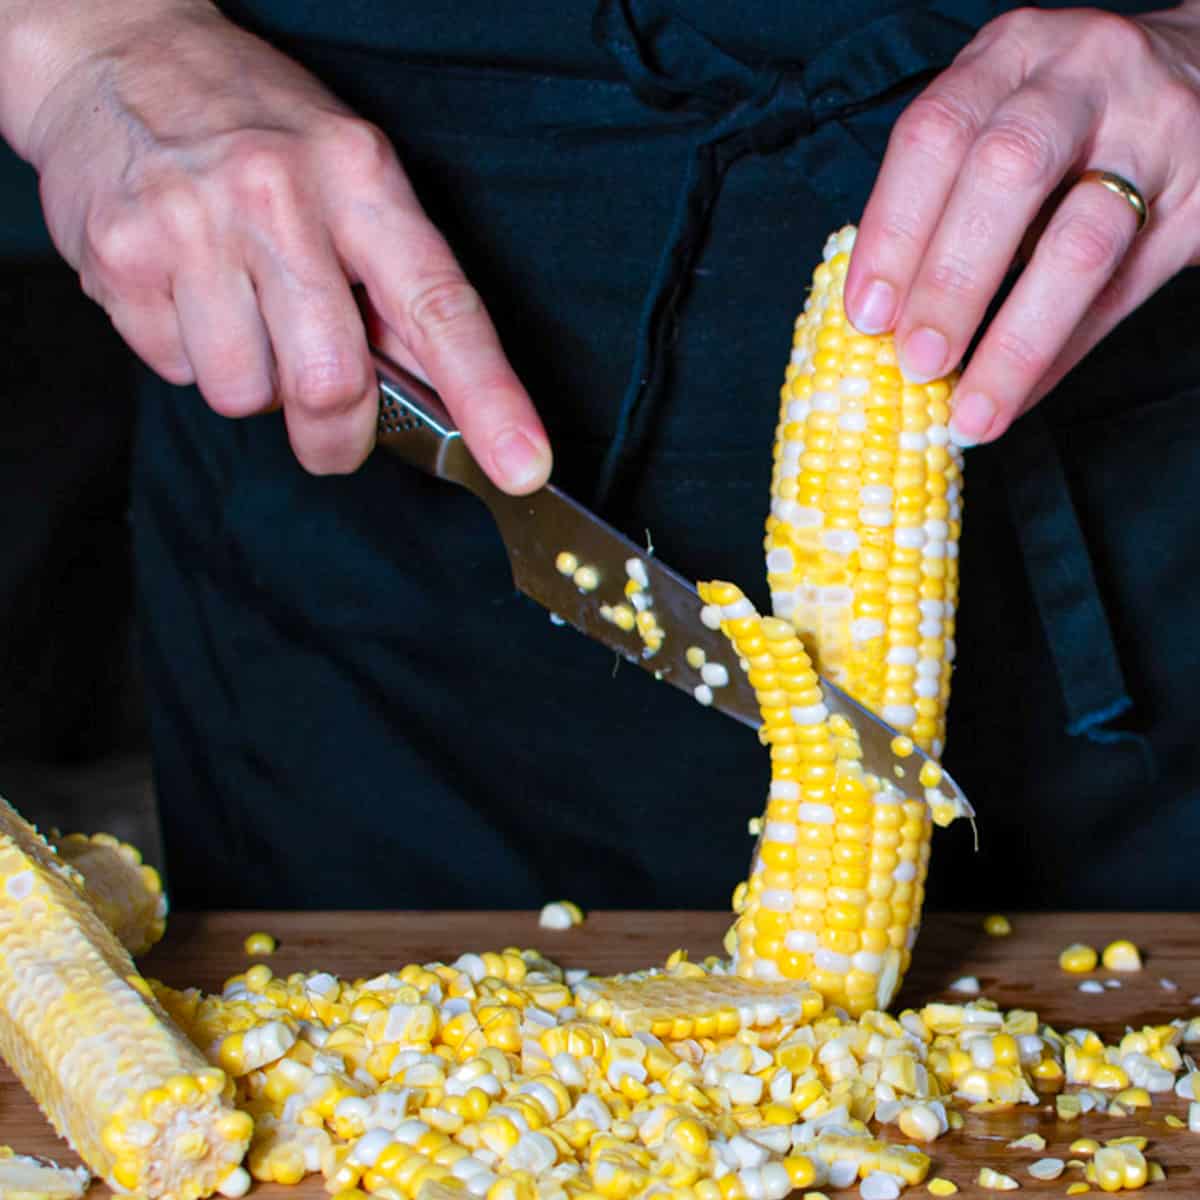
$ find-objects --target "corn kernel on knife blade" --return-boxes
[373,350,970,813]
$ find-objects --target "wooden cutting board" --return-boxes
[3,911,1198,1197]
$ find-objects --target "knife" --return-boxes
[372,349,972,817]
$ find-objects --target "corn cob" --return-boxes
[765,226,962,756]
[698,582,930,1014]
[708,225,967,1011]
[51,830,167,956]
[0,794,252,1199]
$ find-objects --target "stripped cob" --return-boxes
[765,226,963,756]
[0,794,251,1199]
[51,830,167,956]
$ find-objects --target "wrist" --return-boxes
[0,0,213,162]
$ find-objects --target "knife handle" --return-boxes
[373,348,492,497]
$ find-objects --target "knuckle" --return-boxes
[408,275,484,342]
[1048,212,1125,275]
[895,92,980,162]
[989,6,1046,41]
[228,139,301,217]
[992,327,1047,376]
[287,351,370,416]
[325,116,395,183]
[146,180,209,245]
[84,207,156,283]
[927,251,979,300]
[874,210,925,253]
[1081,10,1151,64]
[974,115,1057,192]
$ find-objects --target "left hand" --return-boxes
[844,2,1200,444]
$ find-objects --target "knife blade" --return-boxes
[372,349,972,817]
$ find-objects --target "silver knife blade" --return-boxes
[373,350,972,817]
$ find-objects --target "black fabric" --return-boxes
[0,263,141,761]
[3,1,1197,909]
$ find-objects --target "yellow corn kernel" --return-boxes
[983,915,1012,937]
[927,1181,958,1197]
[1071,1140,1101,1156]
[1066,1186,1091,1196]
[780,1156,816,1189]
[1091,1064,1131,1090]
[1059,943,1099,973]
[1101,941,1142,971]
[243,931,277,956]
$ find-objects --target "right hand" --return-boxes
[7,0,552,487]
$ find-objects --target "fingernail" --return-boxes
[852,278,897,335]
[950,391,996,446]
[900,326,949,383]
[492,429,550,492]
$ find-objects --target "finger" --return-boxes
[948,168,1146,442]
[106,296,195,387]
[1020,216,1194,415]
[846,56,1019,336]
[174,266,278,417]
[338,197,551,495]
[252,241,378,476]
[891,82,1097,385]
[358,290,430,384]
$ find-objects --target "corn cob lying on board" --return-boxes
[0,793,252,1199]
[50,828,168,956]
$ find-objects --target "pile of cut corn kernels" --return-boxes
[147,944,1200,1200]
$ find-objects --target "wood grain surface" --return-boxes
[5,911,1199,1197]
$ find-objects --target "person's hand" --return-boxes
[1,0,551,487]
[845,2,1200,444]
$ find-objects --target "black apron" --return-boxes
[18,1,1200,908]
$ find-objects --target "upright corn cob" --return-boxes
[706,225,968,1015]
[765,226,963,756]
[51,830,168,956]
[0,794,252,1199]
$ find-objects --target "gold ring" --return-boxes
[1078,169,1149,232]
